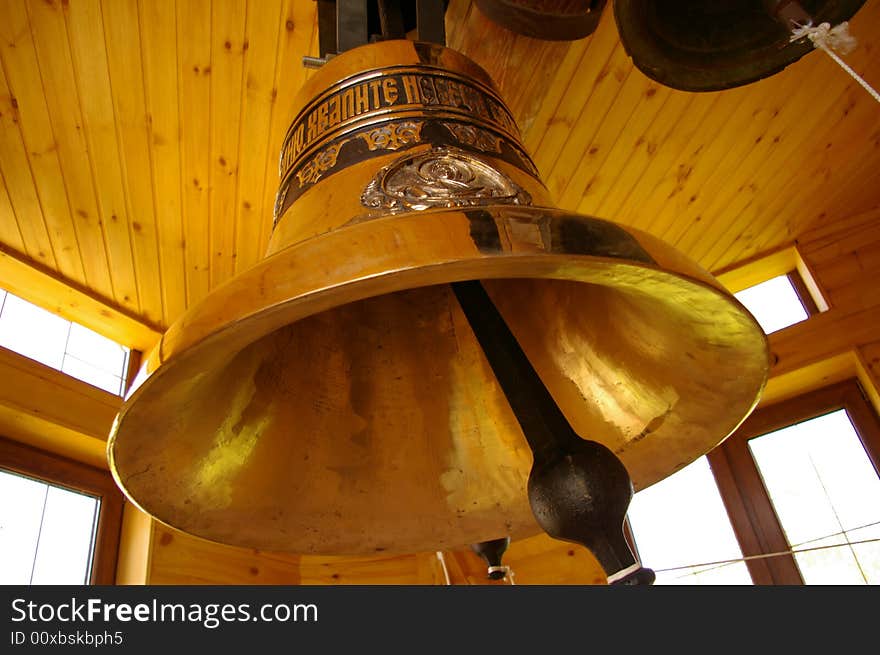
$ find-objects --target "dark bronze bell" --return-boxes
[474,1,608,41]
[108,39,768,582]
[614,0,867,91]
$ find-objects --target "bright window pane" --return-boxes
[749,409,880,584]
[0,469,100,584]
[0,293,69,368]
[628,457,752,585]
[0,290,129,395]
[734,274,808,334]
[62,355,124,395]
[0,471,49,584]
[65,323,128,376]
[30,486,100,584]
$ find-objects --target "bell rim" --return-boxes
[125,206,768,392]
[108,205,769,554]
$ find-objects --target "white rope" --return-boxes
[435,551,452,585]
[790,21,880,104]
[654,534,880,576]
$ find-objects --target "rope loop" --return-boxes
[789,21,880,104]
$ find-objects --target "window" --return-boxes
[0,289,130,395]
[628,379,880,585]
[628,457,752,585]
[711,380,880,584]
[1,470,100,584]
[734,272,817,334]
[0,437,123,584]
[748,409,880,584]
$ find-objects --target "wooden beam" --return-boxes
[115,503,154,585]
[714,245,798,293]
[0,345,121,468]
[0,404,108,470]
[769,305,880,379]
[714,243,830,312]
[0,245,161,352]
[762,351,857,408]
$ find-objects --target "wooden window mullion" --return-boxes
[786,270,820,316]
[842,382,880,477]
[706,448,777,584]
[713,437,804,584]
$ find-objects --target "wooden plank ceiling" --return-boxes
[0,0,878,335]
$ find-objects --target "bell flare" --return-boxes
[108,205,769,555]
[614,0,867,91]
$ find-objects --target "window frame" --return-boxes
[0,436,124,585]
[706,378,880,584]
[0,288,133,397]
[786,269,821,317]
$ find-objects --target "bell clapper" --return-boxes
[470,537,511,581]
[451,280,654,586]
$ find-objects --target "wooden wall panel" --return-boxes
[26,0,114,302]
[560,73,668,210]
[528,11,621,189]
[101,0,164,327]
[707,63,880,270]
[582,85,687,219]
[676,63,858,262]
[0,169,25,254]
[762,202,880,401]
[140,0,188,324]
[148,523,448,585]
[0,63,53,267]
[799,207,880,308]
[177,0,213,310]
[0,1,85,282]
[65,0,141,317]
[147,523,607,585]
[232,0,283,274]
[208,0,247,289]
[520,29,591,155]
[603,91,722,228]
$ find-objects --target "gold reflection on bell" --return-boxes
[108,41,769,556]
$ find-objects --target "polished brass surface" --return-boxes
[108,40,769,556]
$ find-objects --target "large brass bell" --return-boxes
[614,0,867,91]
[108,39,768,581]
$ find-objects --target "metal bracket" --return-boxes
[305,0,447,68]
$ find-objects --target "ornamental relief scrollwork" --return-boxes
[361,147,531,212]
[295,142,345,188]
[358,121,424,151]
[441,122,503,154]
